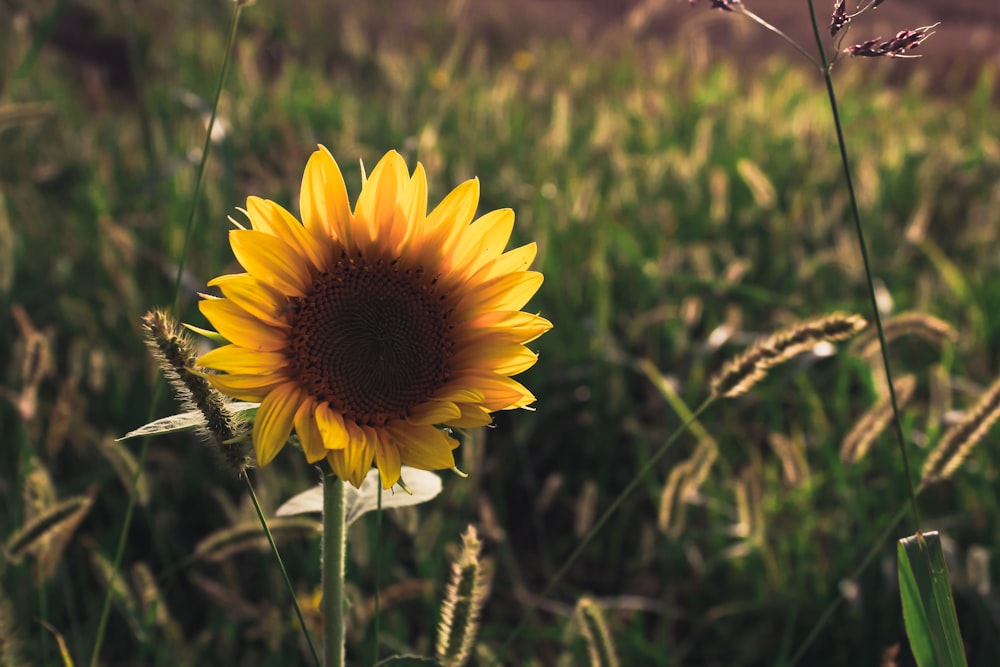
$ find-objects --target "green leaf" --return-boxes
[117,402,258,440]
[373,657,444,667]
[898,531,969,667]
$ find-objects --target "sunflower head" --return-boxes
[196,147,550,488]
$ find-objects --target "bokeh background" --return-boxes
[3,0,1000,665]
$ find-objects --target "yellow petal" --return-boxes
[477,242,538,281]
[449,370,535,411]
[198,346,288,375]
[354,151,405,256]
[253,383,302,467]
[420,178,480,254]
[205,372,286,402]
[433,386,485,405]
[229,229,311,297]
[406,399,461,425]
[447,403,494,428]
[374,437,402,489]
[464,310,553,343]
[198,299,289,351]
[294,399,326,464]
[451,340,538,376]
[450,208,514,276]
[208,274,290,329]
[247,197,330,272]
[327,425,374,488]
[388,424,457,471]
[454,271,543,321]
[300,146,354,250]
[395,162,428,257]
[315,402,349,450]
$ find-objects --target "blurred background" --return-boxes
[2,0,1000,665]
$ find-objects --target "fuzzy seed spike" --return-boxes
[711,312,867,398]
[575,596,620,667]
[922,377,1000,485]
[142,308,252,473]
[436,526,493,667]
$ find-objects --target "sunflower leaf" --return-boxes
[118,402,259,440]
[276,466,442,526]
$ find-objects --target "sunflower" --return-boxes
[196,147,550,488]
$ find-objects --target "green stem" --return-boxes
[805,0,921,530]
[788,500,912,666]
[371,484,383,665]
[171,1,243,315]
[323,473,347,667]
[504,397,715,650]
[90,5,244,665]
[244,474,320,665]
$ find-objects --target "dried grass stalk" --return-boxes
[99,438,150,507]
[194,518,319,563]
[574,596,620,667]
[0,583,29,667]
[658,460,695,538]
[922,377,1000,485]
[711,312,867,398]
[767,433,810,487]
[850,311,957,361]
[131,562,185,646]
[840,374,917,465]
[437,526,493,667]
[574,480,599,539]
[4,495,92,565]
[90,551,146,642]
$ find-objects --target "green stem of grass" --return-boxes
[244,473,320,666]
[89,5,244,666]
[788,500,912,666]
[371,485,383,665]
[805,0,921,530]
[323,472,347,667]
[503,397,715,650]
[171,1,244,314]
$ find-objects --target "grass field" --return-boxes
[2,1,1000,665]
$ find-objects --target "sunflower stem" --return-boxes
[323,472,347,667]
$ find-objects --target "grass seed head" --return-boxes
[840,374,917,465]
[141,308,252,473]
[921,377,1000,485]
[574,596,620,667]
[437,526,493,667]
[711,312,867,398]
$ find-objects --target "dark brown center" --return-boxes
[286,253,454,426]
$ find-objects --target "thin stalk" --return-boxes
[788,500,912,666]
[805,0,921,530]
[323,473,347,667]
[171,1,244,315]
[89,5,244,665]
[371,485,383,665]
[738,7,821,68]
[244,474,320,665]
[504,397,715,649]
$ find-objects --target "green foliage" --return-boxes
[899,531,969,667]
[2,2,1000,666]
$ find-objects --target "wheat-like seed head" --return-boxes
[922,377,1000,485]
[711,312,867,398]
[142,308,252,473]
[840,374,917,465]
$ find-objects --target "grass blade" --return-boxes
[897,531,968,667]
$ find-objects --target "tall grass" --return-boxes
[2,2,1000,664]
